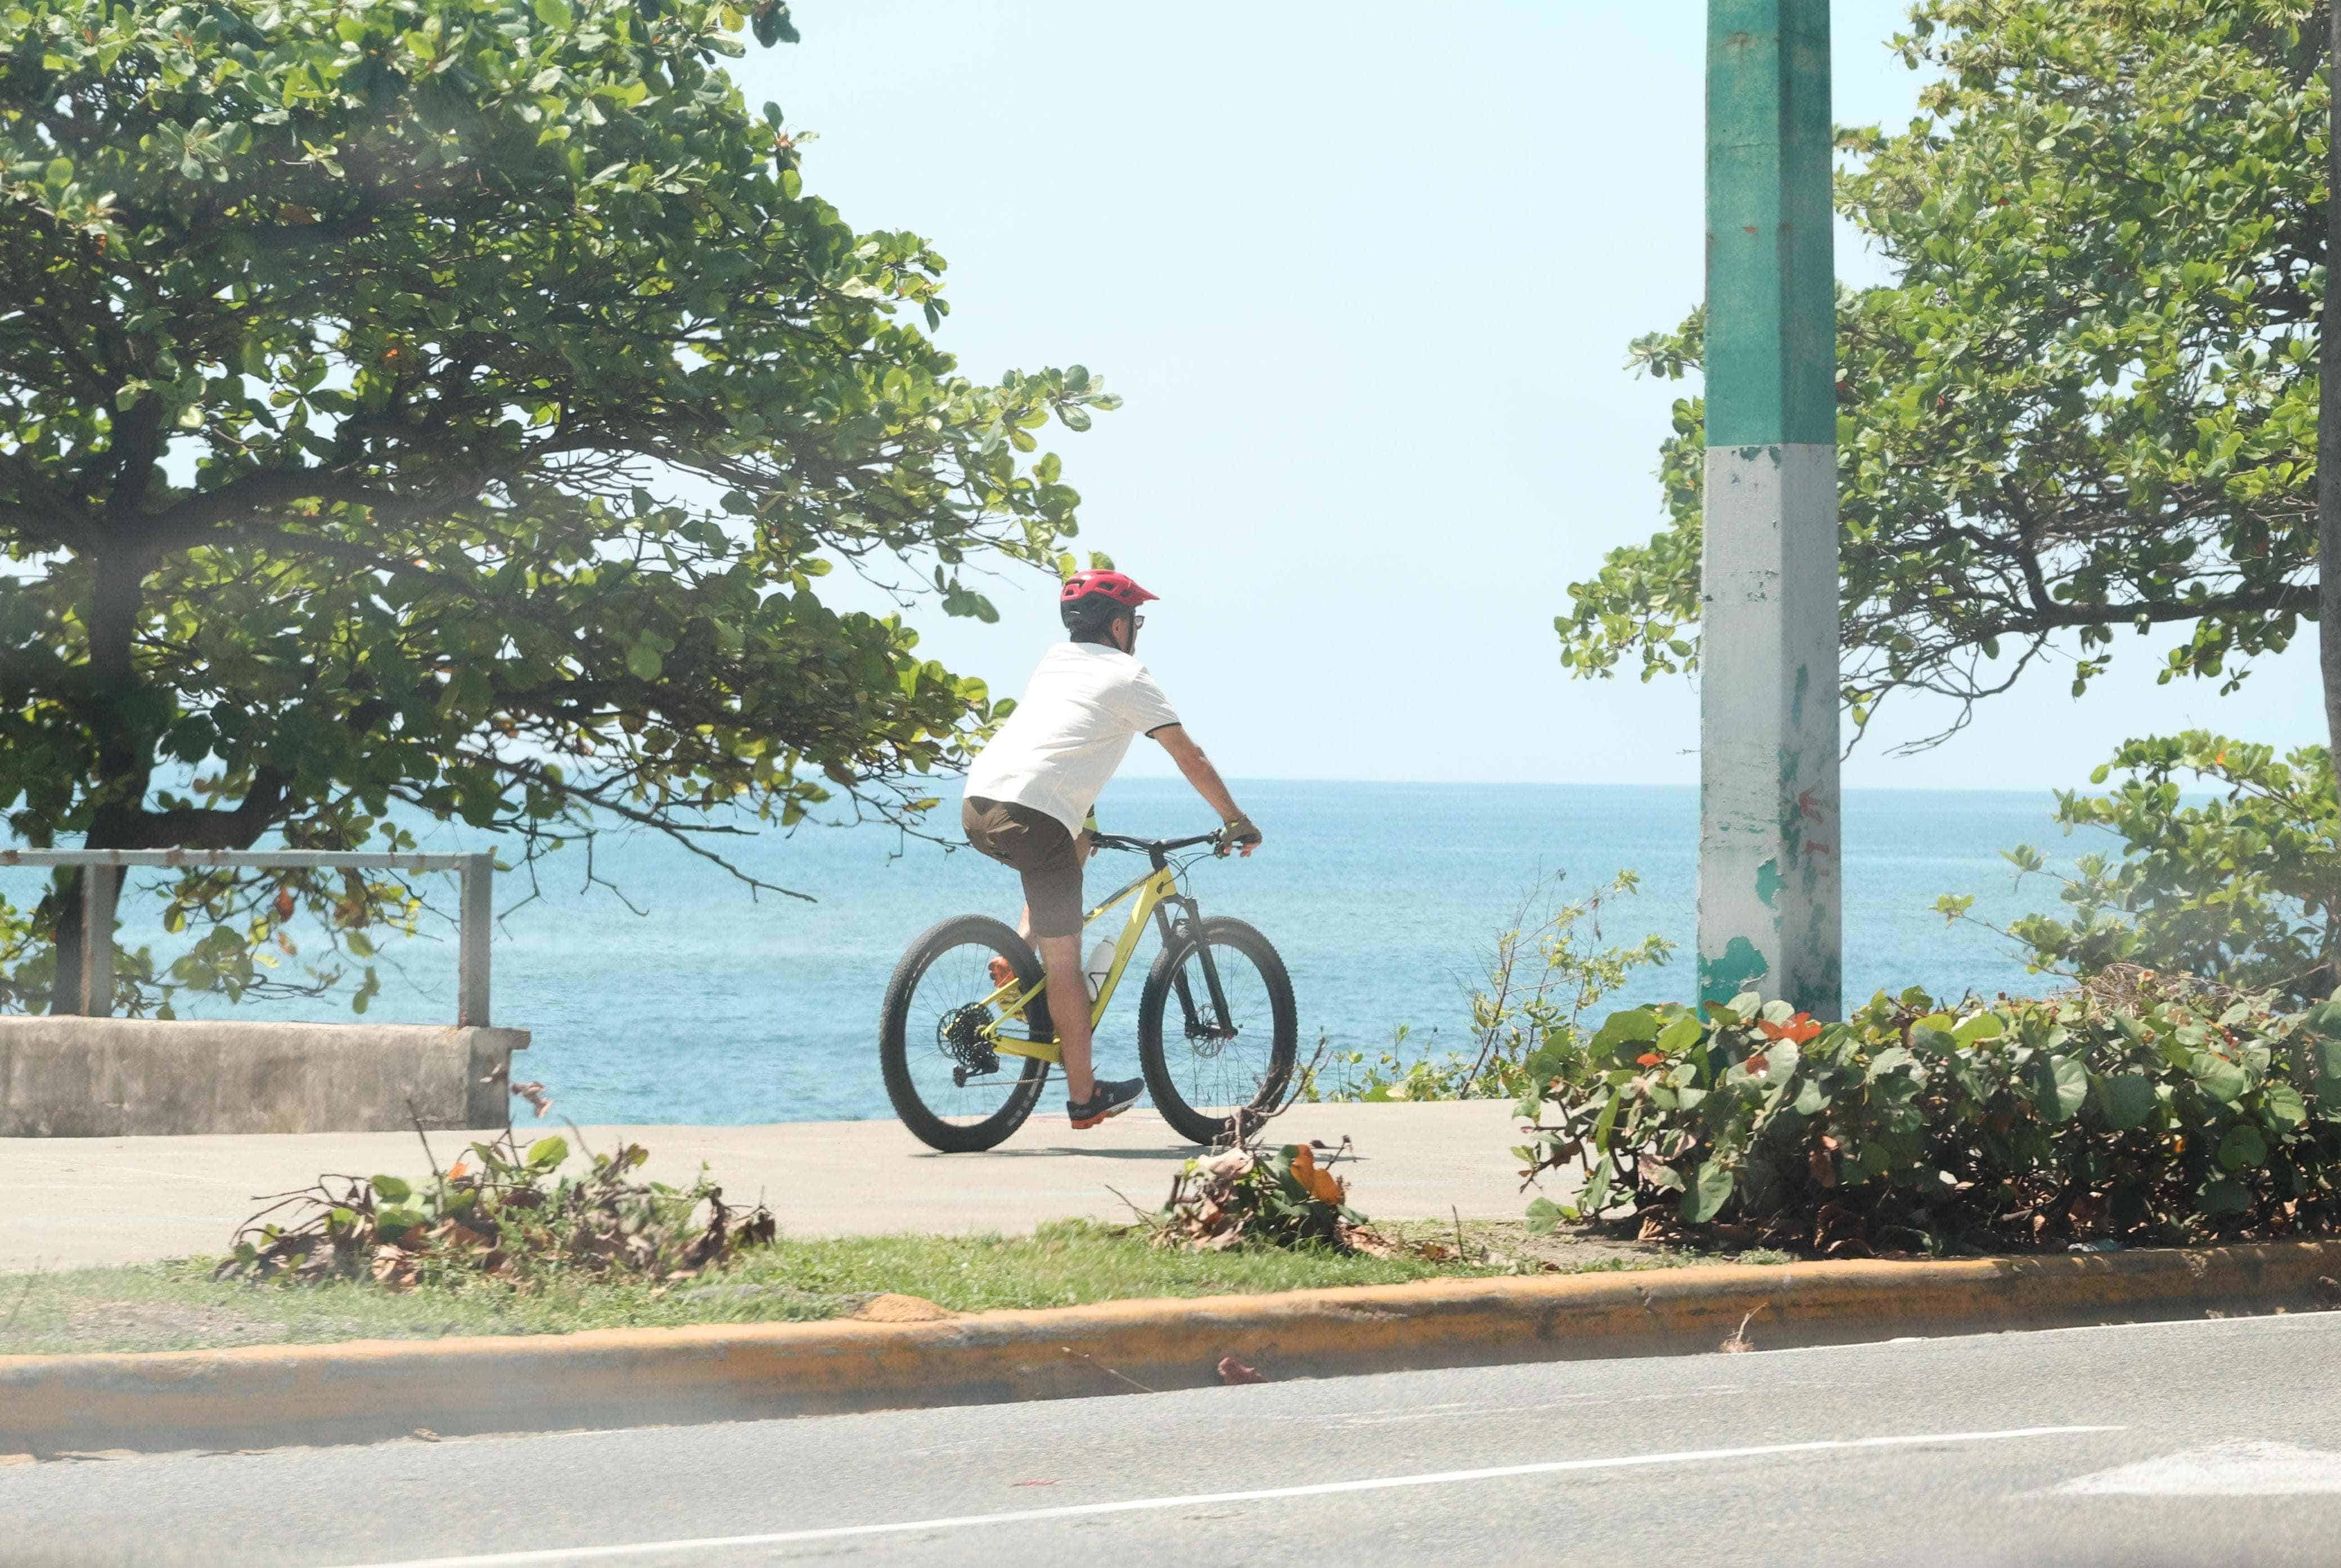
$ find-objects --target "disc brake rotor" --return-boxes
[1185,1016,1235,1058]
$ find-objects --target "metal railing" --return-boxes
[0,850,495,1025]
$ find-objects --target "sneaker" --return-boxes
[1067,1076,1145,1130]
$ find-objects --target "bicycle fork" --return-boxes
[1151,893,1235,1044]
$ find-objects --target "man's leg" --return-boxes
[1035,932,1094,1104]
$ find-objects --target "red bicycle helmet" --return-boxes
[1059,569,1158,615]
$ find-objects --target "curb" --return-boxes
[6,1241,2338,1456]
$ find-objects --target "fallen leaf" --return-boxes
[1217,1356,1265,1385]
[412,1428,440,1443]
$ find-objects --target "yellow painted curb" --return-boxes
[5,1240,2336,1455]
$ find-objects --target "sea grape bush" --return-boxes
[1518,985,2341,1253]
[1938,733,2340,1007]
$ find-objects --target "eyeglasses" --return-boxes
[1132,614,1146,628]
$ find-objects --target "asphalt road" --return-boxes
[12,1313,2341,1567]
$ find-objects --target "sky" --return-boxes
[742,1,2327,790]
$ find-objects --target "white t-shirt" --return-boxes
[965,642,1182,837]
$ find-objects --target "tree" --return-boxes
[1559,0,2325,751]
[0,0,1117,1011]
[1936,733,2340,1004]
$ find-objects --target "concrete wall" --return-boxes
[0,1017,528,1136]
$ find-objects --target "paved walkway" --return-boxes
[0,1100,1533,1272]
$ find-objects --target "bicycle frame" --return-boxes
[980,850,1227,1067]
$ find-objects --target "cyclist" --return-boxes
[962,569,1262,1129]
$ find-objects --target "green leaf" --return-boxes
[1867,1045,1917,1082]
[532,0,573,26]
[1524,1196,1562,1234]
[2265,1082,2308,1132]
[371,1174,412,1203]
[375,1204,428,1237]
[2100,1073,2158,1131]
[526,1135,570,1169]
[1680,1159,1734,1224]
[2192,1053,2248,1106]
[1656,1015,1705,1053]
[1577,1152,1615,1215]
[2310,1035,2341,1096]
[2198,1176,2250,1216]
[2216,1124,2267,1172]
[1952,1013,2004,1045]
[2032,1055,2088,1122]
[1590,1008,1662,1057]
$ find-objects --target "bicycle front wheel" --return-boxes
[880,914,1052,1153]
[1137,915,1298,1145]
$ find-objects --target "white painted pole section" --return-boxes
[1698,444,1841,1013]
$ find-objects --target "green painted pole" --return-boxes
[1697,0,1842,1017]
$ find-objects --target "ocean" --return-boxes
[66,779,2092,1125]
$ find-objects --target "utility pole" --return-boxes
[1697,0,1842,1017]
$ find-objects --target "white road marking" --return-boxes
[2057,1441,2341,1497]
[330,1425,2119,1567]
[1760,1309,2341,1359]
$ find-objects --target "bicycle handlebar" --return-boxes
[1090,828,1226,855]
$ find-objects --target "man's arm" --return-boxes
[1149,724,1260,852]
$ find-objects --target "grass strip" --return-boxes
[0,1219,1791,1358]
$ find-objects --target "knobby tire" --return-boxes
[1136,915,1298,1145]
[879,913,1052,1153]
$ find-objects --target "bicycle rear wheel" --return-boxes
[880,914,1052,1153]
[1137,915,1298,1145]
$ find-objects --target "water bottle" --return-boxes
[1083,937,1116,1000]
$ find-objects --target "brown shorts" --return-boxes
[962,796,1084,940]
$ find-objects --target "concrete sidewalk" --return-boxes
[0,1100,1531,1272]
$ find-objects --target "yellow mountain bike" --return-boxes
[879,826,1297,1151]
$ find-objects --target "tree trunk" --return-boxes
[43,545,154,1014]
